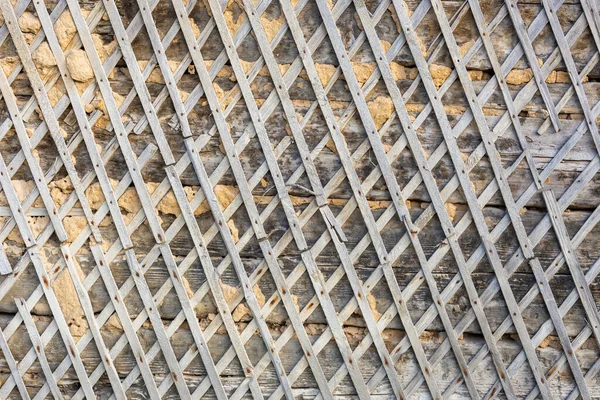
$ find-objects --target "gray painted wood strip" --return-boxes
[0,143,157,399]
[164,162,263,400]
[241,1,411,398]
[15,298,64,400]
[89,244,163,400]
[32,0,135,249]
[170,3,360,398]
[60,245,128,400]
[26,249,97,399]
[538,0,600,151]
[64,0,166,245]
[0,0,598,397]
[0,0,103,245]
[0,325,30,400]
[391,0,554,398]
[455,1,590,397]
[0,66,68,242]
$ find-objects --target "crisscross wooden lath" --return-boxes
[0,0,600,398]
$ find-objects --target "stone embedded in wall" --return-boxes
[66,49,94,82]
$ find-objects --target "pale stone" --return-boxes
[315,63,336,86]
[430,64,452,88]
[66,49,94,82]
[63,216,87,242]
[52,267,88,337]
[351,62,376,84]
[227,219,239,243]
[54,11,79,49]
[261,13,285,42]
[367,96,394,129]
[506,69,533,85]
[19,12,41,34]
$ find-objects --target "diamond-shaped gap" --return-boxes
[377,206,408,256]
[449,117,481,165]
[286,63,315,106]
[501,345,539,398]
[0,125,26,178]
[514,272,552,335]
[444,197,467,232]
[423,318,467,396]
[85,183,122,252]
[453,206,482,263]
[0,216,28,269]
[379,323,422,396]
[269,113,308,181]
[550,137,599,209]
[301,108,346,194]
[502,142,536,207]
[34,317,77,389]
[559,276,594,335]
[344,206,375,266]
[441,259,482,333]
[397,258,432,328]
[259,195,290,250]
[572,210,600,276]
[389,144,424,198]
[295,196,326,247]
[466,352,505,399]
[533,216,570,276]
[239,52,274,110]
[565,157,600,213]
[415,211,447,259]
[467,250,496,296]
[479,285,512,339]
[110,256,144,324]
[230,119,264,174]
[493,219,521,266]
[570,24,599,85]
[9,161,52,241]
[562,289,592,354]
[515,190,545,238]
[395,345,428,397]
[464,155,499,211]
[198,175,256,259]
[574,331,600,385]
[429,144,459,200]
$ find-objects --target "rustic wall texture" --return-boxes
[0,0,599,398]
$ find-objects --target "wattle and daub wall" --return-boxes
[0,0,599,398]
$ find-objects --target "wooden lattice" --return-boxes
[0,0,599,398]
